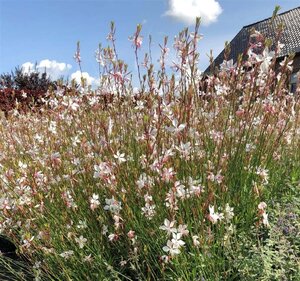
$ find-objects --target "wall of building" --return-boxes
[293,53,300,73]
[291,53,300,93]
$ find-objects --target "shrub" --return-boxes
[0,67,58,115]
[0,67,56,92]
[231,196,300,280]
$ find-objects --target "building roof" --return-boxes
[208,6,300,72]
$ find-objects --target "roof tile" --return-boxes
[210,7,300,70]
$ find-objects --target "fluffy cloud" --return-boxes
[21,59,72,80]
[70,70,99,87]
[164,0,222,26]
[38,59,72,80]
[21,62,36,74]
[21,60,100,88]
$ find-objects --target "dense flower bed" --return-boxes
[0,18,299,280]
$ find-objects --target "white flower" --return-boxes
[90,193,100,211]
[224,204,234,222]
[171,233,185,248]
[59,250,74,259]
[220,59,236,72]
[162,240,181,256]
[93,162,112,179]
[120,260,127,266]
[262,212,269,227]
[207,170,223,184]
[258,202,269,227]
[187,177,204,197]
[84,254,93,262]
[33,261,41,270]
[76,220,88,229]
[208,205,224,224]
[62,96,79,111]
[108,233,118,242]
[0,197,11,210]
[192,235,200,247]
[102,225,108,235]
[176,142,191,159]
[104,197,122,213]
[71,135,80,147]
[18,161,28,169]
[165,118,186,134]
[245,143,256,152]
[137,173,147,189]
[135,100,144,110]
[75,235,87,249]
[21,91,27,98]
[51,152,61,161]
[174,181,186,198]
[95,49,104,66]
[48,121,57,134]
[256,167,269,184]
[279,57,293,71]
[136,173,154,189]
[177,224,189,236]
[141,203,156,219]
[70,101,79,111]
[108,118,114,136]
[159,219,177,236]
[22,236,35,249]
[162,232,185,257]
[88,96,99,106]
[189,32,203,41]
[114,151,126,164]
[162,167,176,183]
[258,201,267,210]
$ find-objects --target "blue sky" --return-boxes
[0,0,299,85]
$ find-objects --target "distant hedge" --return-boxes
[0,67,58,115]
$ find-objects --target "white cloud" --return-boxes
[21,59,72,80]
[70,70,99,87]
[21,62,35,74]
[38,59,72,80]
[21,60,100,88]
[164,0,222,26]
